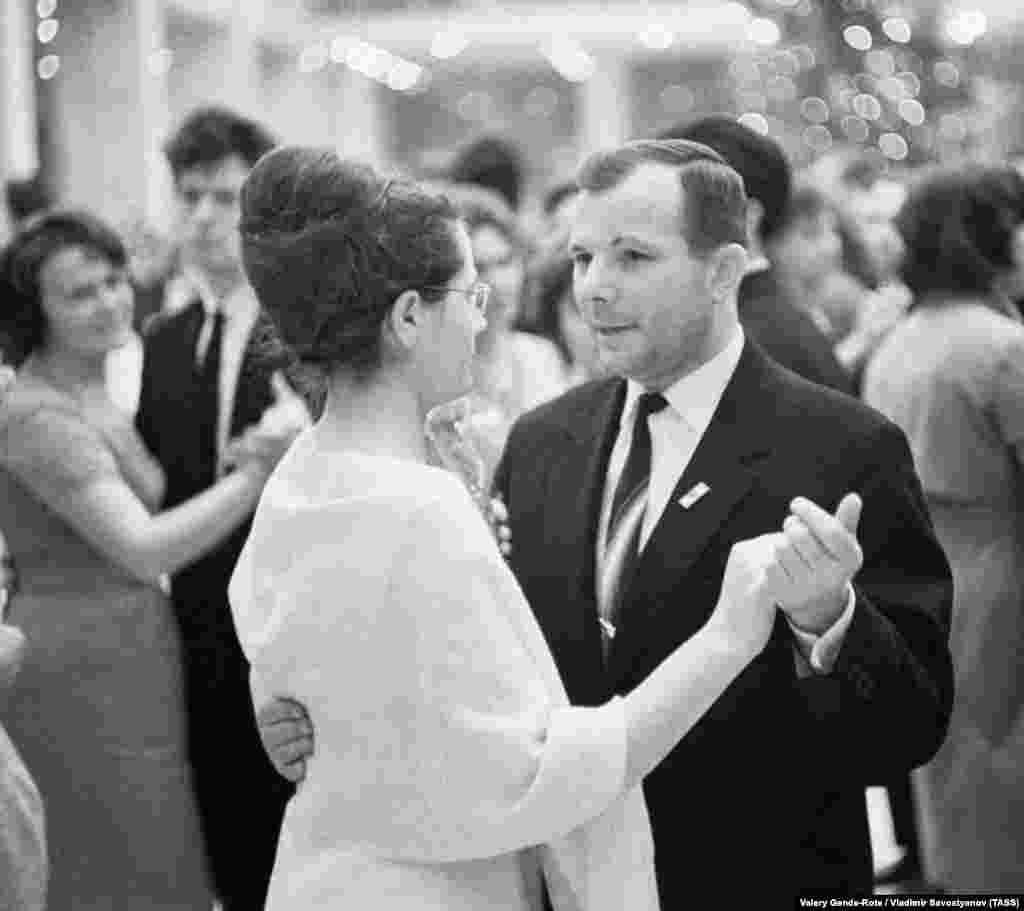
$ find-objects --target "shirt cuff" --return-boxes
[788,584,856,674]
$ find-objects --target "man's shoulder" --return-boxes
[766,351,897,447]
[513,376,618,433]
[139,301,192,342]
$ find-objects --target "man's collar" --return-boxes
[744,255,771,276]
[623,326,745,439]
[166,267,257,322]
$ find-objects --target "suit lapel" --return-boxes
[560,379,626,608]
[607,341,780,672]
[541,380,626,677]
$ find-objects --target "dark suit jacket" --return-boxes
[493,339,953,903]
[740,266,856,397]
[135,303,288,671]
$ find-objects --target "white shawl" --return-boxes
[229,434,658,910]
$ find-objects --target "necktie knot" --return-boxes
[636,391,668,423]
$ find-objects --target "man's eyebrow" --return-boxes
[612,234,655,248]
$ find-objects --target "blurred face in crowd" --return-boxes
[845,179,905,280]
[1005,221,1024,300]
[569,162,741,391]
[37,246,134,360]
[470,223,524,329]
[175,155,248,278]
[407,221,488,410]
[771,208,842,290]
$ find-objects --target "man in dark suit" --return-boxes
[257,139,953,902]
[489,139,952,903]
[135,106,305,910]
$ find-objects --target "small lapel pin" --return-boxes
[679,482,711,510]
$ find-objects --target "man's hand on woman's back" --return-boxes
[256,697,314,784]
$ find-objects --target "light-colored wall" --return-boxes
[48,0,171,231]
[0,0,39,239]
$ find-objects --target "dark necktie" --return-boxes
[599,391,668,652]
[195,307,225,478]
[607,391,668,547]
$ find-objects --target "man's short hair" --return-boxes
[446,134,525,212]
[5,175,53,223]
[659,116,791,244]
[164,106,277,182]
[576,139,748,256]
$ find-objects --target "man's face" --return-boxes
[175,155,249,276]
[470,223,524,328]
[773,209,842,288]
[844,180,905,280]
[568,162,721,390]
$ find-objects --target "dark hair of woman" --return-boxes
[0,208,127,366]
[239,146,463,395]
[897,163,1024,301]
[521,247,574,365]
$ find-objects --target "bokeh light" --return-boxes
[879,132,909,160]
[843,25,873,52]
[37,54,60,80]
[37,18,59,44]
[882,17,912,44]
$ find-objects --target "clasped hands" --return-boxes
[222,372,311,475]
[254,493,864,784]
[711,492,864,657]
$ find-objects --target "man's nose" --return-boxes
[192,192,216,222]
[97,284,124,315]
[575,261,614,315]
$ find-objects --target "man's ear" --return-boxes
[746,198,765,250]
[705,243,748,300]
[382,288,426,356]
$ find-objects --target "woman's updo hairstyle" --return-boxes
[239,146,463,382]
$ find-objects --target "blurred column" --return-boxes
[0,0,39,236]
[261,49,341,149]
[48,0,172,230]
[336,69,386,168]
[578,52,632,155]
[166,1,262,128]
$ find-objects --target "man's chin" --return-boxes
[190,249,241,274]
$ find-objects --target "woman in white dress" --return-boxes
[228,146,783,910]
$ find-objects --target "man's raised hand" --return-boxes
[771,493,863,635]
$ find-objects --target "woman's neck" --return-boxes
[27,344,109,404]
[317,369,428,463]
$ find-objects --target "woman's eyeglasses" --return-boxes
[0,554,18,624]
[422,282,491,313]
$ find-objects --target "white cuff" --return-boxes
[789,584,856,674]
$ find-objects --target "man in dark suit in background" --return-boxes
[135,106,306,910]
[257,139,952,902]
[660,116,856,396]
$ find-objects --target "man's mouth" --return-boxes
[593,323,637,337]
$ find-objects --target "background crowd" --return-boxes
[1,0,1024,907]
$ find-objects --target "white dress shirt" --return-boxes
[597,327,854,673]
[166,269,260,474]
